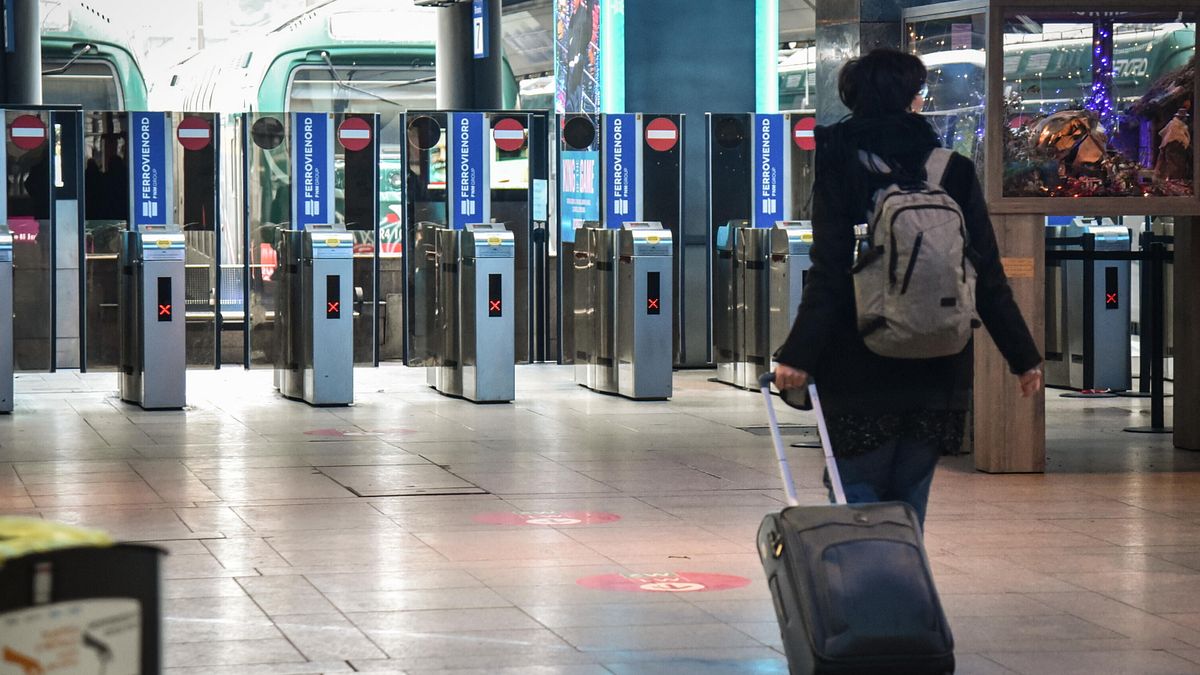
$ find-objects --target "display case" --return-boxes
[985,1,1199,214]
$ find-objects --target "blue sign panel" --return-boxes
[292,112,333,230]
[603,114,637,229]
[472,0,490,59]
[130,112,168,229]
[450,112,486,230]
[753,113,783,228]
[559,149,599,244]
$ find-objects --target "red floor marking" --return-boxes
[472,511,621,526]
[577,571,751,593]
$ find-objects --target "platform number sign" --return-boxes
[472,0,489,59]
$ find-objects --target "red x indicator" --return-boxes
[647,298,659,310]
[489,300,501,312]
[327,302,340,315]
[158,304,171,316]
[1106,293,1118,305]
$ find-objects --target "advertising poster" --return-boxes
[559,149,599,244]
[554,0,600,113]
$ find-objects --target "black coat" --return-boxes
[774,114,1042,417]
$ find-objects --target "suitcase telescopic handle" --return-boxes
[759,372,848,506]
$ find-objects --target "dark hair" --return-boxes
[838,49,927,117]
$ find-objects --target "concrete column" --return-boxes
[1,0,42,104]
[435,0,503,110]
[623,0,760,367]
[1176,217,1199,450]
[813,0,950,123]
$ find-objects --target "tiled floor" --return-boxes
[2,365,1199,674]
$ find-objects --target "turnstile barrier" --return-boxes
[274,224,355,406]
[1044,220,1132,391]
[118,224,186,409]
[574,222,674,400]
[714,220,813,390]
[428,223,516,403]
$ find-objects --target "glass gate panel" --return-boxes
[175,111,220,368]
[378,110,405,362]
[244,113,290,368]
[402,112,448,366]
[82,111,128,370]
[334,112,379,366]
[5,110,56,371]
[219,114,246,366]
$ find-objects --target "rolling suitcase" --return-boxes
[756,372,955,675]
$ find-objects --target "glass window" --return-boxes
[43,60,123,110]
[1001,12,1196,198]
[287,65,435,145]
[908,13,987,169]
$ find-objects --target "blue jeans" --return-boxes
[828,437,941,529]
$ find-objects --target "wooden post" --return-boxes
[1176,217,1199,451]
[973,213,1047,473]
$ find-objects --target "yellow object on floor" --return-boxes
[0,517,113,563]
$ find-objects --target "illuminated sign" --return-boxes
[488,273,502,317]
[647,271,661,315]
[292,112,333,230]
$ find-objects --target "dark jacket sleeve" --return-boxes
[773,132,858,373]
[952,157,1043,375]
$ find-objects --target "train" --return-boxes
[40,0,149,110]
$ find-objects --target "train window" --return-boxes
[43,60,123,110]
[287,65,436,113]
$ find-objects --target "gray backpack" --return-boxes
[852,148,977,359]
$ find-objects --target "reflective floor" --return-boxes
[2,366,1199,674]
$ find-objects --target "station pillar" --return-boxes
[620,0,773,366]
[434,0,504,110]
[1,0,42,104]
[1177,218,1200,451]
[813,0,942,124]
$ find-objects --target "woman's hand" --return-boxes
[1019,367,1043,398]
[775,364,809,391]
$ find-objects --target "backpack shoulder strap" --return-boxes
[924,148,954,187]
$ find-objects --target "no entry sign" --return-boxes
[337,117,372,152]
[645,117,679,152]
[493,117,526,152]
[472,511,621,526]
[577,571,751,593]
[9,115,47,150]
[793,116,817,151]
[176,116,213,151]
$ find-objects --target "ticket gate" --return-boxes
[768,221,814,359]
[0,227,12,412]
[118,224,186,409]
[274,224,355,406]
[573,225,618,393]
[575,222,673,399]
[1045,220,1132,391]
[428,223,516,403]
[715,221,813,390]
[616,223,674,399]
